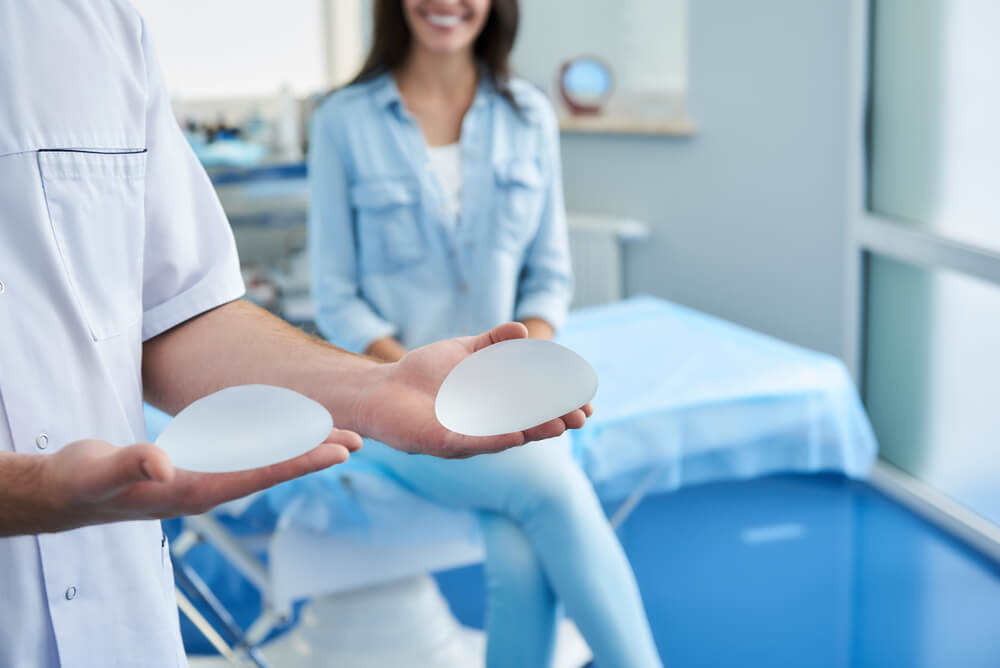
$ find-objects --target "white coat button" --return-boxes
[0,279,5,294]
[35,433,49,450]
[65,586,77,600]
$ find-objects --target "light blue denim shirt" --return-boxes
[308,71,573,353]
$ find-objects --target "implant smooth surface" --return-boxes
[155,385,333,473]
[435,339,598,437]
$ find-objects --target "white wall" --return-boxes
[130,0,326,98]
[559,0,854,358]
[513,0,686,95]
[135,0,855,358]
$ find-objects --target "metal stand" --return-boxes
[170,515,291,667]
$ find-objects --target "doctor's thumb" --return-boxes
[107,443,175,490]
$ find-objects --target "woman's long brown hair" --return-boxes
[349,0,520,109]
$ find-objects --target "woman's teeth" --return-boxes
[426,13,462,28]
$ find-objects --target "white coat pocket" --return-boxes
[38,149,147,341]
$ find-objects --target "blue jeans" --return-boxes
[358,436,662,668]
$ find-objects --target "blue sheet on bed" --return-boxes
[555,296,876,502]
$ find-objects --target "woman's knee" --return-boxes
[512,460,600,523]
[481,514,549,597]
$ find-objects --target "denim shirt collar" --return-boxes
[370,72,401,110]
[371,67,494,117]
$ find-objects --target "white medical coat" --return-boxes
[0,2,244,666]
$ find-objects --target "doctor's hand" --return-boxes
[38,429,361,532]
[351,322,594,459]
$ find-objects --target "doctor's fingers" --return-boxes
[437,430,525,458]
[324,427,363,453]
[522,416,570,443]
[465,321,528,352]
[72,441,175,503]
[175,442,351,514]
[438,409,590,458]
[519,407,588,443]
[561,407,589,429]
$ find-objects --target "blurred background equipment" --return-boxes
[558,57,614,115]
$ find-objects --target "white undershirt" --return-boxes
[427,142,463,217]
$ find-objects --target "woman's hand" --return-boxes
[520,317,555,340]
[365,336,408,363]
[351,322,593,459]
[36,428,361,532]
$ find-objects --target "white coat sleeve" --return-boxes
[138,19,245,341]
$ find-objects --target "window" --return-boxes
[861,0,1000,526]
[869,0,1000,253]
[129,0,327,99]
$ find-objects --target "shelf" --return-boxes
[558,114,696,137]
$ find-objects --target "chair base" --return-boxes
[256,574,592,668]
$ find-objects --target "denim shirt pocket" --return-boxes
[350,179,425,274]
[493,158,544,253]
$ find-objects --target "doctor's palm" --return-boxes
[352,322,592,459]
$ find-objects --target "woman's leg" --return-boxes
[359,438,662,668]
[479,512,558,668]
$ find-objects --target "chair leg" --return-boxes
[608,460,669,529]
[244,606,289,648]
[173,558,273,668]
[175,589,245,665]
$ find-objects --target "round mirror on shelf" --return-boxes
[558,56,614,114]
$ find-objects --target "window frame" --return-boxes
[847,0,1000,553]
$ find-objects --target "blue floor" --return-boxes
[434,474,1000,668]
